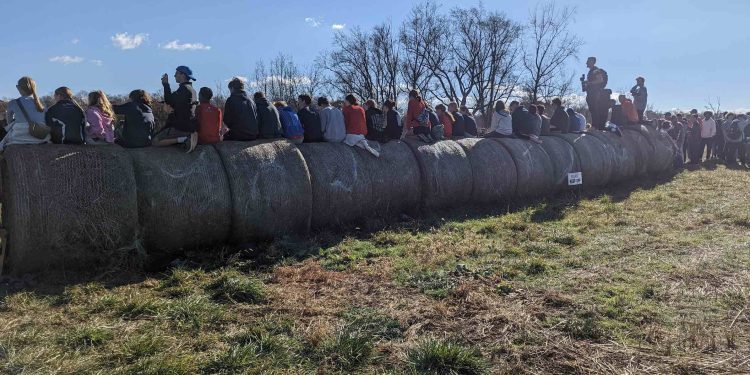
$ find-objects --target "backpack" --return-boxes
[417,108,430,128]
[727,120,742,141]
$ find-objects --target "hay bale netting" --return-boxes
[552,133,614,188]
[456,138,517,202]
[619,128,653,177]
[404,138,473,210]
[492,138,555,198]
[586,130,637,184]
[538,136,581,190]
[128,146,232,258]
[1,145,138,275]
[631,125,676,175]
[215,140,312,242]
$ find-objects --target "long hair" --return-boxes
[344,94,359,106]
[129,90,152,106]
[409,89,422,102]
[17,76,44,112]
[88,90,115,119]
[435,104,455,122]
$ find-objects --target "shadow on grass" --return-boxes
[0,171,679,298]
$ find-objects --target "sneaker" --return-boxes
[185,132,198,153]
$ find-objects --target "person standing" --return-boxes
[254,91,282,139]
[85,91,115,145]
[630,77,648,122]
[317,97,346,142]
[45,87,86,144]
[297,94,323,142]
[223,78,259,141]
[581,57,608,130]
[723,113,742,165]
[154,66,198,152]
[685,114,703,164]
[699,111,717,162]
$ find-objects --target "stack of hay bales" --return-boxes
[0,126,677,275]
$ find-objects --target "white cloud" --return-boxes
[111,32,148,50]
[331,24,346,30]
[49,55,84,65]
[161,40,211,51]
[305,17,322,27]
[90,59,103,66]
[71,38,79,45]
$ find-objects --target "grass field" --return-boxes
[1,164,749,374]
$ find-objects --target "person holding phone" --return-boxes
[152,66,198,153]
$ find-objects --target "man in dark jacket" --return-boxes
[154,65,198,152]
[448,102,466,137]
[509,101,532,136]
[364,99,387,142]
[253,92,282,139]
[550,98,570,133]
[460,105,478,136]
[223,78,259,141]
[45,87,86,144]
[297,94,323,142]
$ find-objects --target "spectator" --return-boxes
[155,66,198,153]
[550,98,570,133]
[686,114,703,164]
[317,96,346,142]
[274,101,304,144]
[195,87,222,145]
[1,76,49,151]
[723,113,743,165]
[85,90,115,145]
[460,105,478,136]
[223,78,259,141]
[486,100,513,138]
[364,99,387,142]
[435,104,454,138]
[113,90,155,148]
[630,77,648,122]
[45,87,86,145]
[713,115,726,161]
[528,104,542,136]
[405,89,431,142]
[619,95,639,125]
[567,108,586,133]
[448,102,466,137]
[700,111,717,162]
[677,113,689,162]
[581,57,608,130]
[509,101,532,136]
[610,100,627,126]
[739,114,750,166]
[253,91,282,139]
[298,94,323,142]
[383,99,402,141]
[538,104,551,136]
[342,94,379,156]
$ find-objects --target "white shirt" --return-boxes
[701,118,716,139]
[489,111,512,135]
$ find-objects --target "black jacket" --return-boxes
[451,111,466,136]
[511,107,532,135]
[365,107,386,141]
[298,106,323,142]
[223,91,259,141]
[385,109,401,140]
[463,114,478,136]
[113,102,155,148]
[163,82,197,132]
[254,97,282,139]
[550,107,570,133]
[45,99,86,144]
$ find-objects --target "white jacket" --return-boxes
[489,110,512,135]
[701,118,716,139]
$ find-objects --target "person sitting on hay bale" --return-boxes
[447,102,466,137]
[253,91,282,140]
[154,66,199,153]
[46,87,86,145]
[85,91,116,145]
[195,87,222,145]
[403,89,432,143]
[434,104,454,139]
[486,100,513,139]
[275,101,305,144]
[317,96,346,143]
[113,90,156,148]
[460,105,479,137]
[298,94,323,143]
[0,76,50,151]
[223,77,260,142]
[342,94,379,157]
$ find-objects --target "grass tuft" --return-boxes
[408,339,488,375]
[206,269,267,304]
[59,325,113,349]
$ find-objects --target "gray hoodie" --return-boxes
[318,106,346,142]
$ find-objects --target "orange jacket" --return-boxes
[440,112,454,138]
[342,105,368,135]
[621,99,639,123]
[405,98,426,130]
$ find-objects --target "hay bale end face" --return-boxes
[215,140,312,242]
[551,133,613,187]
[456,138,517,202]
[491,138,555,198]
[128,146,232,258]
[404,138,473,210]
[586,131,637,184]
[1,145,139,275]
[538,136,581,190]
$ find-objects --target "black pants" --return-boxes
[637,109,645,123]
[725,142,740,164]
[700,138,713,160]
[587,91,608,130]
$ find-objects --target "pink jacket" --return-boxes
[85,106,114,143]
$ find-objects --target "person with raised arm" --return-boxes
[154,66,198,152]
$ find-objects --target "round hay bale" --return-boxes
[538,136,581,190]
[631,125,676,175]
[551,133,613,187]
[1,145,138,275]
[586,130,637,184]
[403,138,473,210]
[491,138,555,197]
[127,146,232,258]
[619,128,652,177]
[456,138,517,202]
[215,140,312,241]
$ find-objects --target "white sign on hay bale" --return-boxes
[568,172,583,186]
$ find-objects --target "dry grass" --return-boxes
[1,164,749,374]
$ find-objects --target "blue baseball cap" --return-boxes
[176,66,196,81]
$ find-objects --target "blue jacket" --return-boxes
[278,106,304,139]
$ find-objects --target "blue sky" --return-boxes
[1,0,748,111]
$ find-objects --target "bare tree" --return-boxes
[371,22,401,103]
[522,1,583,103]
[399,1,447,97]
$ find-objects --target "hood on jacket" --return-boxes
[254,96,271,107]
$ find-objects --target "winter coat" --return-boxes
[254,97,282,139]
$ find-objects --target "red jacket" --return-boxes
[440,112,454,138]
[342,105,367,135]
[405,98,426,130]
[196,102,222,144]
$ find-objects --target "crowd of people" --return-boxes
[1,62,748,168]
